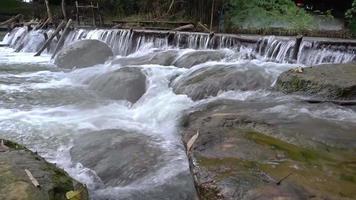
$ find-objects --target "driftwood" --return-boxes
[186,130,199,154]
[0,14,23,26]
[62,0,67,21]
[305,99,356,106]
[35,21,66,57]
[52,19,73,59]
[25,169,40,187]
[198,22,210,32]
[173,24,195,31]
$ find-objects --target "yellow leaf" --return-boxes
[66,190,81,200]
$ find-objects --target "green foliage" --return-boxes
[228,0,314,30]
[0,0,30,15]
[345,0,356,34]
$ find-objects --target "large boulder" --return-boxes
[172,64,273,100]
[111,50,178,66]
[276,64,356,100]
[54,39,113,69]
[180,99,356,200]
[0,139,88,200]
[173,50,226,68]
[88,67,146,103]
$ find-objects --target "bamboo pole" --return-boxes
[209,0,215,32]
[44,0,53,23]
[0,14,23,26]
[35,21,66,57]
[52,19,72,59]
[62,0,67,21]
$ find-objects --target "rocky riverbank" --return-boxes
[179,63,356,200]
[0,139,88,200]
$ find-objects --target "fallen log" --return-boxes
[197,22,210,32]
[0,14,23,26]
[52,19,72,59]
[173,24,195,31]
[35,21,66,57]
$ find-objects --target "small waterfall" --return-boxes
[256,36,295,63]
[297,40,356,65]
[2,27,356,65]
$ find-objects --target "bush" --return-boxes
[228,0,314,30]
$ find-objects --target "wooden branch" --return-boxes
[186,130,199,154]
[0,14,23,26]
[35,21,65,57]
[167,0,175,14]
[52,19,72,59]
[62,0,67,21]
[44,0,53,23]
[209,0,215,31]
[173,24,195,31]
[198,22,210,32]
[25,169,40,187]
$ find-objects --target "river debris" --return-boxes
[187,130,199,154]
[25,169,41,188]
[0,139,9,152]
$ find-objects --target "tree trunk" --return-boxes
[61,0,67,21]
[44,0,53,22]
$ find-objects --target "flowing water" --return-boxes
[1,28,356,199]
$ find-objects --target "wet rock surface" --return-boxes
[276,64,356,100]
[180,99,356,200]
[88,67,146,103]
[54,39,113,69]
[70,129,165,187]
[173,50,226,68]
[172,64,273,100]
[111,50,178,66]
[0,139,88,200]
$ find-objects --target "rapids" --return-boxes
[1,28,356,199]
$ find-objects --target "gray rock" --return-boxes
[70,129,165,187]
[54,39,113,69]
[276,64,356,100]
[111,50,178,66]
[173,50,226,68]
[172,64,273,100]
[88,67,146,103]
[0,139,88,200]
[180,99,356,200]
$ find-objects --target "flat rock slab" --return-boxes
[0,139,88,200]
[276,64,356,100]
[180,100,356,200]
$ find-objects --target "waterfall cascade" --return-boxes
[2,27,356,65]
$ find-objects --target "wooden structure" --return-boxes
[112,20,194,30]
[75,1,102,26]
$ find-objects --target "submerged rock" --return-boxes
[0,139,88,200]
[180,99,356,200]
[172,64,273,100]
[88,67,146,103]
[54,39,113,69]
[70,129,165,187]
[173,50,226,68]
[111,50,178,66]
[276,64,356,99]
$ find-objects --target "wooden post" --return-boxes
[75,1,80,25]
[62,0,67,21]
[293,35,303,60]
[91,1,96,26]
[44,0,53,23]
[35,21,65,56]
[52,19,72,59]
[209,0,215,32]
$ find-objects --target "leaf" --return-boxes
[66,190,82,200]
